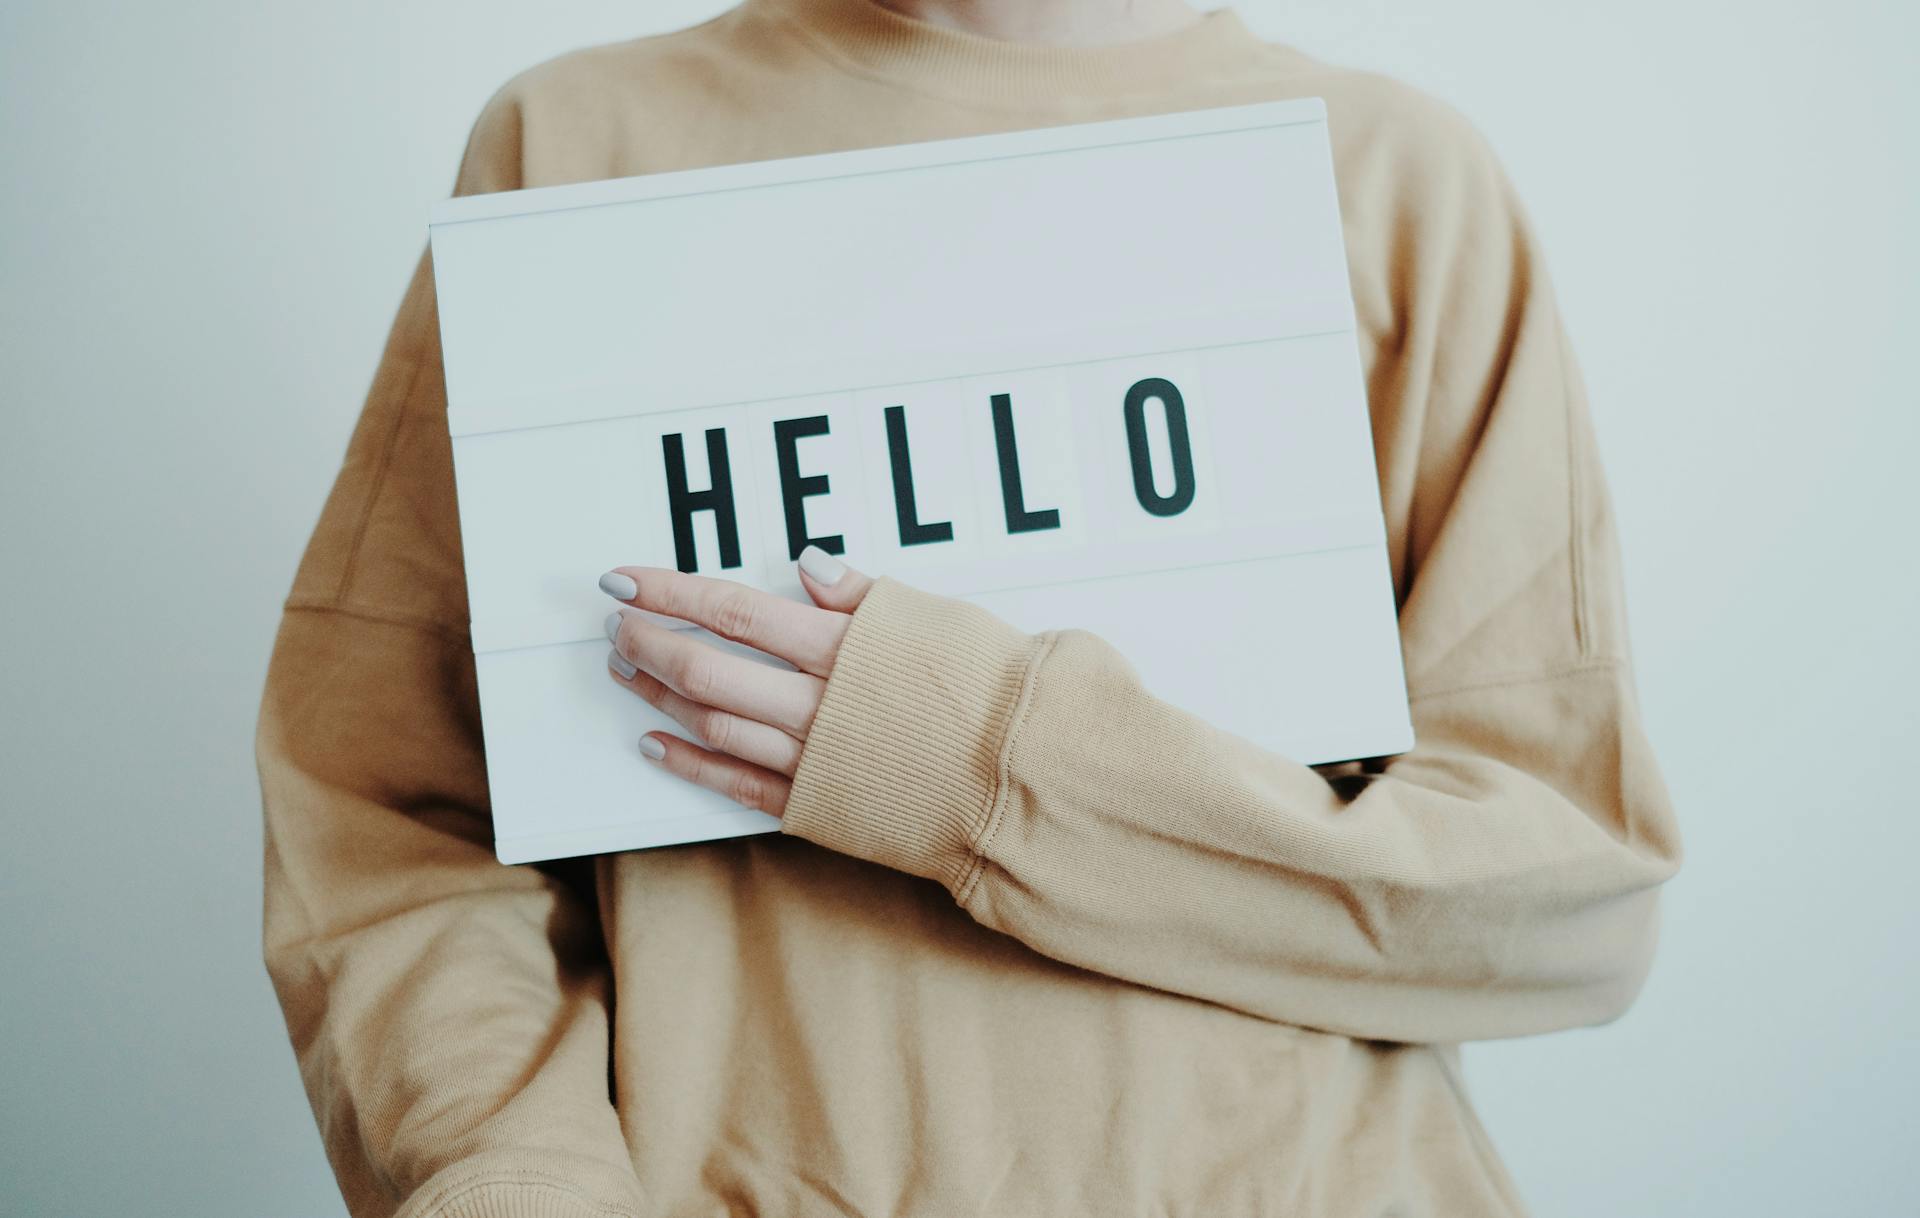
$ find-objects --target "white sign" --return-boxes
[430,98,1413,865]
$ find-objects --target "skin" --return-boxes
[601,550,875,817]
[601,0,1210,812]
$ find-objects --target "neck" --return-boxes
[869,0,1206,46]
[750,0,1268,105]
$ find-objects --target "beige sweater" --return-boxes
[256,1,1684,1214]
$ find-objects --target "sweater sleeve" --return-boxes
[256,89,646,1218]
[779,113,1683,1046]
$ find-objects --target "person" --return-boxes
[255,0,1684,1213]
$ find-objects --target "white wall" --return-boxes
[1,1,1912,1214]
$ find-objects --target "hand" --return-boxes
[596,546,874,816]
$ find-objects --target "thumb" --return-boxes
[796,545,873,613]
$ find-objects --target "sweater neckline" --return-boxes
[750,0,1274,106]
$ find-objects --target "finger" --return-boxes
[597,566,845,676]
[796,545,874,613]
[607,652,804,776]
[640,731,790,817]
[609,611,825,737]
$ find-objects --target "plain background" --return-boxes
[1,0,1913,1213]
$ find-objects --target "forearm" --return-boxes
[260,610,644,1216]
[783,580,1679,1044]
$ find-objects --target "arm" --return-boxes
[257,91,645,1217]
[771,120,1683,1045]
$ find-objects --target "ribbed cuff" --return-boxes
[395,1157,645,1218]
[425,1184,633,1218]
[782,577,1049,894]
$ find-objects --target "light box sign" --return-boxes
[429,98,1414,864]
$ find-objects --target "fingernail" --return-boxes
[608,649,637,680]
[599,571,638,600]
[604,611,624,644]
[638,735,666,761]
[798,545,846,587]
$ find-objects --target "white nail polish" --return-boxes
[608,650,637,680]
[605,611,625,644]
[638,735,666,761]
[599,571,638,600]
[798,545,846,587]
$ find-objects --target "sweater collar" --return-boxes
[750,0,1273,106]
